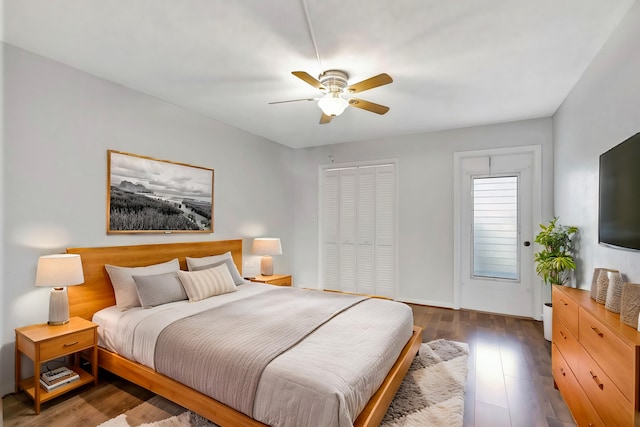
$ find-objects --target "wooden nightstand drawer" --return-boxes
[39,329,95,361]
[264,276,291,286]
[250,274,292,286]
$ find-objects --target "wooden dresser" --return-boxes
[552,285,640,426]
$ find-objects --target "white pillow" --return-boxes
[186,252,244,285]
[177,263,237,302]
[105,258,180,310]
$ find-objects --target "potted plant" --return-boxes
[534,217,578,341]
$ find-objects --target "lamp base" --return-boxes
[260,256,274,276]
[48,287,70,326]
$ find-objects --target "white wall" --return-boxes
[0,43,5,407]
[293,118,555,305]
[1,44,294,395]
[554,1,640,288]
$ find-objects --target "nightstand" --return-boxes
[250,274,292,287]
[15,317,98,414]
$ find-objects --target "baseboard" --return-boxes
[395,297,454,308]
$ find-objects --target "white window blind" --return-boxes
[472,176,518,280]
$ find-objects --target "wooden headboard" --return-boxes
[67,239,243,320]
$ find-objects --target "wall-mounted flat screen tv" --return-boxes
[599,132,640,250]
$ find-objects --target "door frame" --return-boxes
[453,145,542,319]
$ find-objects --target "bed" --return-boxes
[67,240,422,427]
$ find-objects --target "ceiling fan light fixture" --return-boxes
[317,93,349,117]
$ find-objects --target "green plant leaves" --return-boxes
[533,217,578,285]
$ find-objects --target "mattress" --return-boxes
[93,282,414,427]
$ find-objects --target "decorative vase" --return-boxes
[590,268,603,300]
[543,303,552,341]
[621,282,640,328]
[605,271,624,313]
[596,269,615,304]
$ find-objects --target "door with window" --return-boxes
[455,148,540,318]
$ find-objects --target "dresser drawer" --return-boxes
[553,318,582,374]
[552,344,605,427]
[577,346,633,426]
[39,329,95,361]
[553,287,579,338]
[579,308,635,401]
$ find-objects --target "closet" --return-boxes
[321,163,396,298]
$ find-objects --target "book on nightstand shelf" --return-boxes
[40,367,80,391]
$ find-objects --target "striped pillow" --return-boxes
[177,263,237,302]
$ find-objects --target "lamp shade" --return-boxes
[317,93,349,117]
[35,254,84,287]
[35,254,84,326]
[251,238,282,256]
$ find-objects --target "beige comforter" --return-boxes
[92,283,414,427]
[154,288,366,417]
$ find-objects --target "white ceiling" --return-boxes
[2,0,636,148]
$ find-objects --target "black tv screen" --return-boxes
[599,132,640,250]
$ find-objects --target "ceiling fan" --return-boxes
[270,70,393,124]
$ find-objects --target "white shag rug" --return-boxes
[98,339,469,427]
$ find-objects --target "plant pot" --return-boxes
[543,302,552,341]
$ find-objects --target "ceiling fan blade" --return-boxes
[269,98,318,105]
[348,98,390,115]
[346,73,393,94]
[319,113,333,124]
[292,71,326,91]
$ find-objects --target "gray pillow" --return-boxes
[191,258,244,285]
[132,271,188,308]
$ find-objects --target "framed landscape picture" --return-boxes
[107,150,214,234]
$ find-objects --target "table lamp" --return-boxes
[35,254,84,325]
[251,238,282,276]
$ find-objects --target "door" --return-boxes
[455,147,540,318]
[320,163,396,298]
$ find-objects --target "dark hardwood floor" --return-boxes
[413,304,574,427]
[3,304,575,427]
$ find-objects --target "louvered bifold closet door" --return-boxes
[322,171,340,291]
[357,167,376,295]
[339,169,358,293]
[321,164,396,298]
[375,165,395,298]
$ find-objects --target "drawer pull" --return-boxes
[560,298,568,306]
[560,367,566,377]
[590,371,604,390]
[560,330,567,340]
[63,341,79,347]
[590,326,604,337]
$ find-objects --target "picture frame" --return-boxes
[107,150,214,234]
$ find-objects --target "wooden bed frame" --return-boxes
[67,239,422,427]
